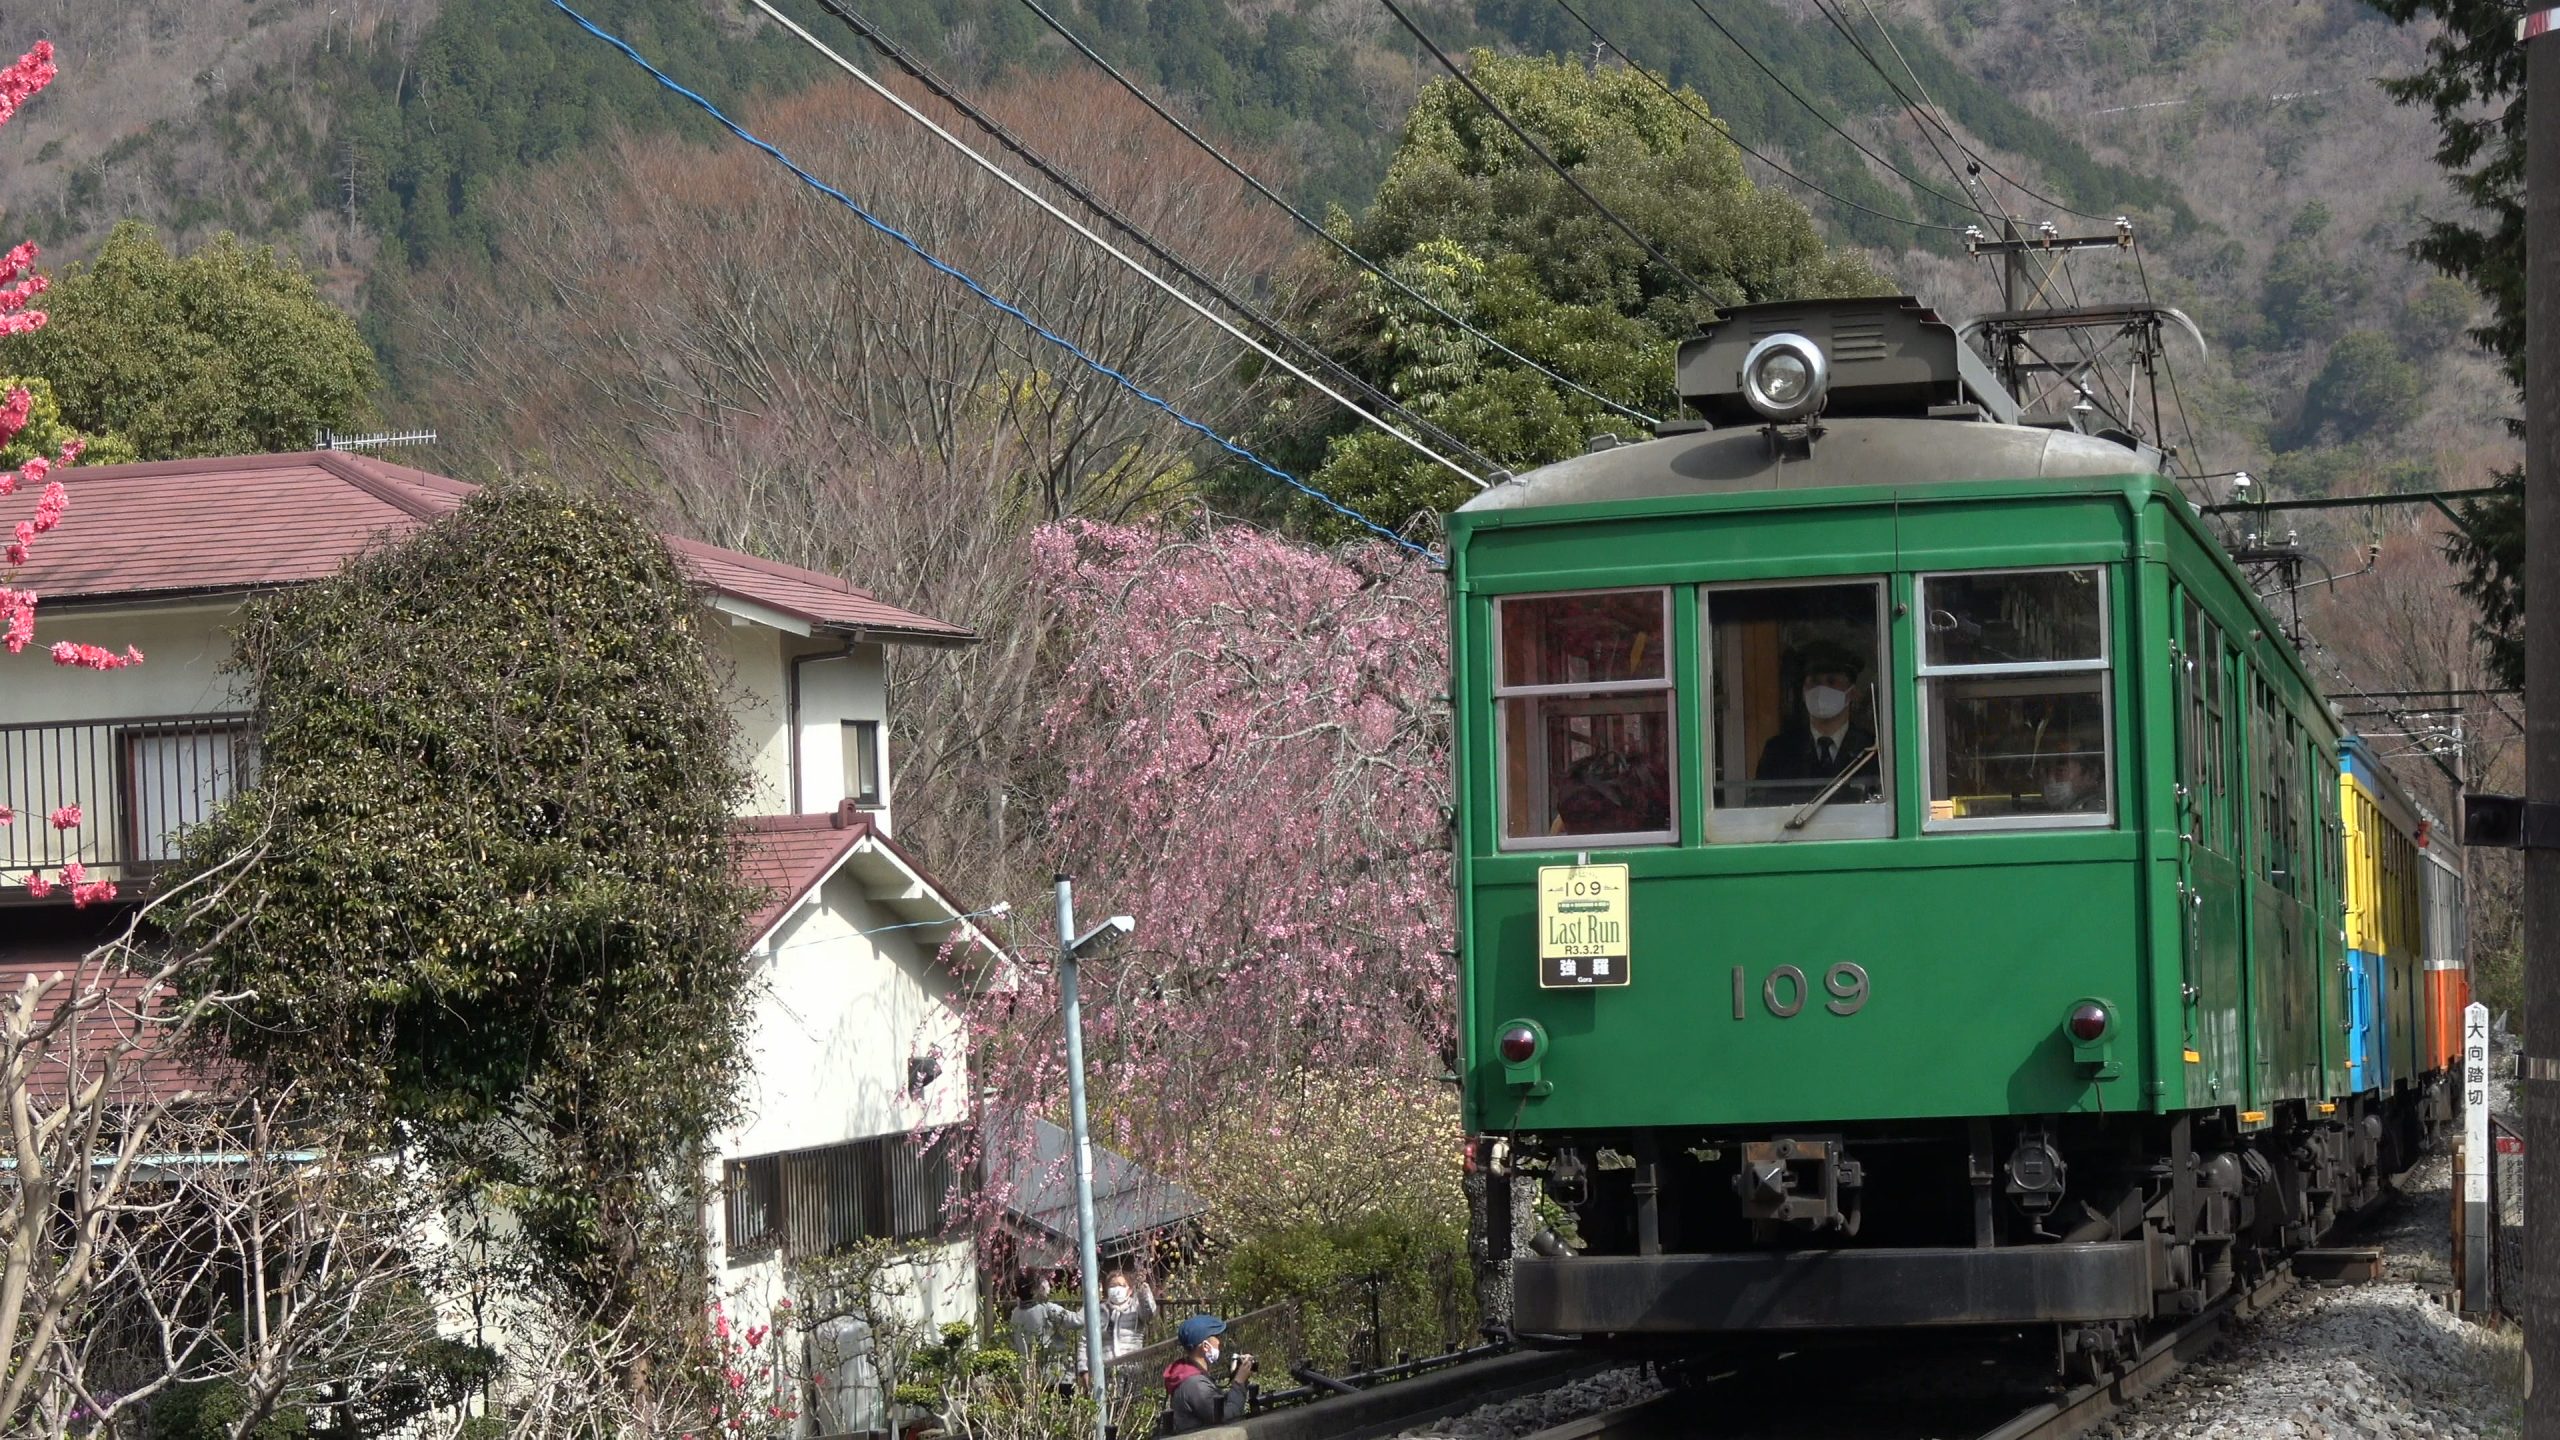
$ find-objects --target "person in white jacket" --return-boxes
[1097,1269,1159,1362]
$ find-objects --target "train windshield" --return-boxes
[1919,568,2112,829]
[1702,580,1891,842]
[1494,589,1677,848]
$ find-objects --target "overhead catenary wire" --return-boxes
[802,0,1505,481]
[1838,0,2114,225]
[1805,0,1992,227]
[1547,0,1970,235]
[1666,0,1975,216]
[1376,0,1720,302]
[544,0,1432,560]
[742,0,1491,494]
[1011,0,1660,428]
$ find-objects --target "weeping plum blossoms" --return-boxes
[964,520,1453,1204]
[0,40,128,907]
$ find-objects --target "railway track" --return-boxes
[1511,1260,2303,1440]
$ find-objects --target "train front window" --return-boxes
[1702,580,1891,842]
[1919,567,2112,830]
[1495,589,1675,849]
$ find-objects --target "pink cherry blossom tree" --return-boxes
[957,518,1454,1241]
[0,39,136,907]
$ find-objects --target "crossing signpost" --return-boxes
[2463,1001,2491,1314]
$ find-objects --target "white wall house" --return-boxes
[0,451,1005,1435]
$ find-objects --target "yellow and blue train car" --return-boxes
[2339,735,2427,1098]
[2338,735,2467,1100]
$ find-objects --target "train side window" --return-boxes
[2201,620,2226,851]
[2178,595,2204,840]
[1493,589,1676,849]
[1699,580,1891,842]
[1918,567,2111,831]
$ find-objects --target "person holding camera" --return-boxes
[1160,1314,1254,1435]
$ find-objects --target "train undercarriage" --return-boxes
[1484,1083,2449,1380]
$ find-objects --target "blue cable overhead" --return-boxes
[545,0,1436,563]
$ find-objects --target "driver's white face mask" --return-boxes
[1803,684,1851,721]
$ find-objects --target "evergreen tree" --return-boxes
[171,478,758,1377]
[0,222,377,459]
[1292,51,1884,541]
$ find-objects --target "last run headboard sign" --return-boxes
[1537,862,1630,988]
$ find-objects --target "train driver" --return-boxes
[1753,639,1881,803]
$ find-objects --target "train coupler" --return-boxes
[1734,1135,1864,1234]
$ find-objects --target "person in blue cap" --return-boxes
[1160,1313,1255,1434]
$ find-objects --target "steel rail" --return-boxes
[1976,1262,2297,1440]
[1504,1262,2304,1440]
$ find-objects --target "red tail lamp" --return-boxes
[2066,1002,2111,1043]
[1498,1024,1541,1065]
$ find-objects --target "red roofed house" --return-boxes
[1,451,1006,1433]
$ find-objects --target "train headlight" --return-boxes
[1740,333,1829,422]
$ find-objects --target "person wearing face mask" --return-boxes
[1160,1314,1254,1435]
[2039,753,2100,813]
[1753,640,1880,804]
[1099,1268,1158,1363]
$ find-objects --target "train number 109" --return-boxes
[1732,962,1869,1019]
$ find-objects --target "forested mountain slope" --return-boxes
[1,1,2504,503]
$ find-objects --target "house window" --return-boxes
[1702,579,1891,841]
[842,720,883,807]
[1494,589,1675,849]
[120,721,256,864]
[723,1125,974,1259]
[1920,568,2112,830]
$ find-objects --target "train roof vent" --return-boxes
[1677,295,2020,428]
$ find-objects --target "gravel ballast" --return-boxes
[1398,1155,2521,1440]
[1387,1364,1660,1439]
[2092,1154,2524,1440]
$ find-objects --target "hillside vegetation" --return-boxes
[4,1,2509,515]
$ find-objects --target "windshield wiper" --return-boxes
[1784,745,1878,833]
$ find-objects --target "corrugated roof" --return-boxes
[7,451,973,643]
[988,1108,1207,1262]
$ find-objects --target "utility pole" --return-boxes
[2520,9,2560,1432]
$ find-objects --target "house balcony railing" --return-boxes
[0,715,255,894]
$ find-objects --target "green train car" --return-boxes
[1450,297,2459,1370]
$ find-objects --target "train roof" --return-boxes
[2342,733,2430,835]
[1454,418,2163,516]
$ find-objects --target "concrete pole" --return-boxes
[1055,876,1112,1440]
[2523,11,2559,1432]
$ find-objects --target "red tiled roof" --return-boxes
[9,451,973,643]
[0,948,232,1107]
[733,809,1004,964]
[736,810,879,943]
